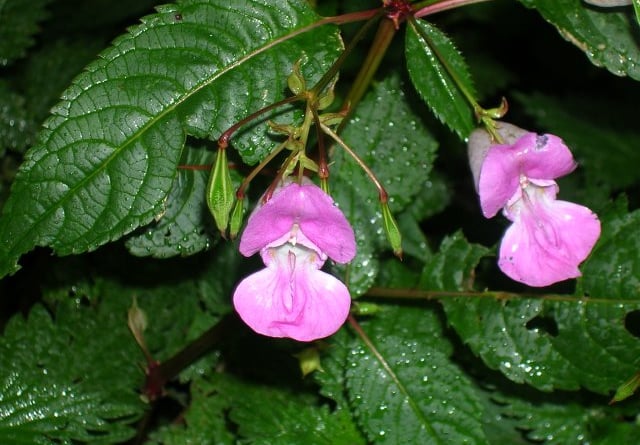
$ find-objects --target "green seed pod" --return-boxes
[206,148,235,235]
[229,196,245,240]
[381,201,403,258]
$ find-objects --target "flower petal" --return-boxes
[233,250,351,341]
[239,182,355,263]
[498,196,601,287]
[478,144,520,218]
[512,133,577,180]
[296,184,356,263]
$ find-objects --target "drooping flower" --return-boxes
[468,122,601,287]
[233,180,356,341]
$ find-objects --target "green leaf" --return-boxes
[440,219,640,393]
[487,383,640,445]
[346,305,488,444]
[519,0,640,79]
[0,0,52,66]
[0,301,144,443]
[0,0,342,278]
[146,376,234,445]
[125,146,217,258]
[332,74,439,295]
[215,374,365,445]
[405,19,476,139]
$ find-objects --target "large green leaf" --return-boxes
[0,0,342,278]
[346,305,488,445]
[0,302,144,443]
[331,74,439,295]
[486,381,640,445]
[405,19,476,139]
[0,0,52,66]
[439,215,640,393]
[125,146,217,258]
[215,374,365,445]
[519,0,640,79]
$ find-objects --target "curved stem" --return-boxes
[320,123,388,202]
[364,287,640,305]
[340,17,397,124]
[414,0,496,18]
[310,9,384,97]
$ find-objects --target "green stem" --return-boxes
[413,0,496,17]
[364,287,640,306]
[218,96,301,148]
[235,140,289,199]
[341,17,397,122]
[321,123,388,202]
[310,10,384,97]
[143,313,236,401]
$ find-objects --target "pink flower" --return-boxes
[233,181,356,341]
[468,123,601,287]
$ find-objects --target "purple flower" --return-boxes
[233,181,356,341]
[468,123,601,287]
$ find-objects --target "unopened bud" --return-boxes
[293,347,323,377]
[610,372,640,404]
[206,147,235,235]
[381,202,402,258]
[287,59,306,95]
[229,196,245,240]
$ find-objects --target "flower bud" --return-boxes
[206,147,235,235]
[381,201,402,258]
[229,196,245,240]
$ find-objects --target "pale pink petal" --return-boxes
[512,133,577,180]
[478,144,520,218]
[233,248,351,341]
[498,194,600,287]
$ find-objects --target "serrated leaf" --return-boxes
[331,74,439,295]
[519,0,640,79]
[215,374,365,445]
[0,0,342,278]
[0,0,52,66]
[146,376,234,445]
[487,382,640,445]
[346,305,488,444]
[0,301,144,444]
[125,146,218,258]
[405,19,476,139]
[439,219,640,393]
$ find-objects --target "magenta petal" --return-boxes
[512,133,577,180]
[296,184,356,263]
[498,197,600,287]
[478,144,520,218]
[239,188,296,257]
[233,255,351,341]
[239,182,355,263]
